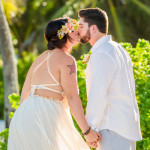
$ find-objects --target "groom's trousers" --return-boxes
[96,129,136,150]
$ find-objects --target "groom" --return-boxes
[78,8,142,150]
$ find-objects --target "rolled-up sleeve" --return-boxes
[86,51,116,131]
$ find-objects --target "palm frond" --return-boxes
[2,0,22,23]
[131,0,150,15]
[108,0,124,41]
[51,0,76,20]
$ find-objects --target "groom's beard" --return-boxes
[80,29,91,44]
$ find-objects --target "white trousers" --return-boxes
[97,129,136,150]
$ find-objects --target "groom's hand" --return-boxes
[84,130,101,148]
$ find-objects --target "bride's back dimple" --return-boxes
[31,50,64,101]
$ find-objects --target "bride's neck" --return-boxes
[62,44,72,54]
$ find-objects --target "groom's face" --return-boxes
[78,17,91,44]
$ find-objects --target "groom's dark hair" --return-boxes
[78,8,108,34]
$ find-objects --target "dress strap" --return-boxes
[33,54,49,74]
[30,85,64,97]
[30,51,65,97]
[38,86,64,95]
[30,86,36,96]
[31,83,58,86]
[33,51,60,86]
[47,51,59,85]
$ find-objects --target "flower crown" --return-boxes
[57,17,79,39]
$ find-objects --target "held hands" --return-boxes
[84,129,101,149]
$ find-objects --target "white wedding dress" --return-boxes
[7,51,90,150]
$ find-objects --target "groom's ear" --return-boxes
[91,25,98,33]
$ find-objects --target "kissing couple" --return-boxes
[8,8,142,150]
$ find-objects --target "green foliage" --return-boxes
[17,51,37,91]
[0,93,20,149]
[0,51,37,119]
[75,39,150,149]
[72,52,88,133]
[0,39,150,149]
[0,128,9,150]
[4,0,150,57]
[120,39,150,150]
[8,93,20,119]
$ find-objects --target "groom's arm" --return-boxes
[86,51,116,131]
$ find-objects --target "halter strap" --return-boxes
[33,54,48,74]
[31,51,64,97]
[30,85,64,96]
[32,51,59,85]
[47,51,59,85]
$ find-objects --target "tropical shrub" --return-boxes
[0,39,150,150]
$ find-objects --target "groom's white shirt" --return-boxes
[85,35,142,141]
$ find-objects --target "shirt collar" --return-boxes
[90,35,112,53]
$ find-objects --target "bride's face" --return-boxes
[68,29,80,45]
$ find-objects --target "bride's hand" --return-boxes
[86,141,99,149]
[84,130,101,148]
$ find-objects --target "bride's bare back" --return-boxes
[20,49,77,102]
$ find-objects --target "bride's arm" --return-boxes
[59,54,101,146]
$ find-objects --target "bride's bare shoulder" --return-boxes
[32,49,76,69]
[28,50,49,72]
[56,51,76,65]
[35,50,49,61]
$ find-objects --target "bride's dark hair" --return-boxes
[44,18,72,50]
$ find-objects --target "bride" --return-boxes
[7,17,101,150]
